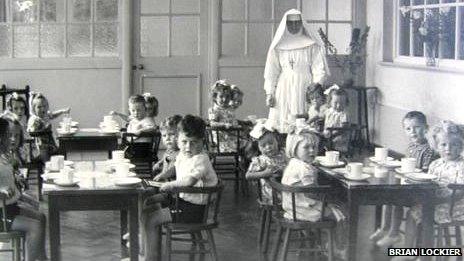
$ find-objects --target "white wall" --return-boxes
[366,0,464,153]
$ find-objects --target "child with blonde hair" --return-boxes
[323,85,350,153]
[152,115,182,176]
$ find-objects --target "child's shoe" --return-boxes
[369,229,387,242]
[376,234,402,248]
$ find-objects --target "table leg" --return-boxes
[121,210,128,256]
[421,193,435,261]
[129,197,139,261]
[346,192,359,261]
[48,198,61,261]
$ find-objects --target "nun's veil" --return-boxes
[264,9,330,79]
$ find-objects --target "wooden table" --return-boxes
[318,166,438,261]
[57,129,119,159]
[43,179,151,261]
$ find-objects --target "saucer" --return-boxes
[344,173,370,181]
[333,168,371,178]
[41,172,61,181]
[54,179,79,187]
[99,128,120,134]
[379,160,401,168]
[114,177,142,187]
[107,158,131,164]
[113,171,137,178]
[394,168,422,174]
[405,173,437,181]
[369,156,394,163]
[60,121,79,127]
[57,128,78,136]
[319,160,345,168]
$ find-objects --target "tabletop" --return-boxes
[57,128,120,139]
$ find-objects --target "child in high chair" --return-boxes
[27,92,70,161]
[111,93,159,123]
[246,120,287,204]
[125,95,157,135]
[152,115,182,175]
[229,85,244,111]
[143,115,218,261]
[323,85,350,153]
[371,111,438,248]
[3,93,28,135]
[392,121,464,260]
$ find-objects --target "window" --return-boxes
[220,0,353,58]
[396,0,463,61]
[0,0,119,58]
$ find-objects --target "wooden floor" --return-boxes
[0,180,393,261]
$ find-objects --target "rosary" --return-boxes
[289,57,295,70]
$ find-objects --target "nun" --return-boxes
[264,9,329,133]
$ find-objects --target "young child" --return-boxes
[229,85,244,111]
[125,95,157,135]
[3,93,28,133]
[152,115,182,175]
[144,93,159,121]
[27,92,69,161]
[246,120,287,204]
[306,83,327,133]
[371,111,438,247]
[0,118,47,261]
[393,121,464,259]
[144,115,218,261]
[323,85,350,153]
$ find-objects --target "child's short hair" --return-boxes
[144,94,159,117]
[327,88,349,107]
[427,120,464,151]
[306,84,325,103]
[160,115,182,132]
[128,95,146,106]
[403,111,427,126]
[285,131,319,159]
[6,93,27,112]
[210,80,232,99]
[178,115,206,140]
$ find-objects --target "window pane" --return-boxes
[426,0,439,4]
[440,7,455,59]
[328,23,351,55]
[306,22,325,37]
[399,7,411,55]
[248,23,272,56]
[141,0,169,14]
[302,0,326,20]
[96,0,118,21]
[13,25,38,57]
[0,25,11,57]
[40,0,62,22]
[459,6,464,59]
[329,0,351,20]
[442,0,456,3]
[140,16,168,57]
[68,24,91,57]
[249,0,272,20]
[221,23,245,56]
[95,23,118,57]
[12,0,37,23]
[412,9,424,56]
[68,0,91,22]
[171,16,199,56]
[413,0,424,5]
[222,0,245,20]
[400,0,411,6]
[275,0,298,20]
[172,0,199,14]
[40,24,64,57]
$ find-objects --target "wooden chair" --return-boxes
[267,178,336,261]
[162,182,224,261]
[23,138,44,201]
[0,193,25,261]
[206,125,247,194]
[0,84,31,117]
[434,183,464,261]
[121,131,161,178]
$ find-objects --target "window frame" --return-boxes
[393,0,464,68]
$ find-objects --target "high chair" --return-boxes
[0,192,26,261]
[121,131,161,178]
[0,84,31,115]
[267,177,336,261]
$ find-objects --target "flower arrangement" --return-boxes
[318,26,370,87]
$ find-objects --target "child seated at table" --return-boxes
[371,111,439,248]
[246,120,286,204]
[306,83,327,133]
[392,121,464,258]
[27,92,69,161]
[143,115,218,261]
[111,93,159,124]
[152,115,182,175]
[323,85,350,153]
[125,95,157,135]
[0,118,47,261]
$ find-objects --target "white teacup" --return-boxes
[325,151,340,165]
[104,115,115,123]
[401,157,417,173]
[374,166,388,178]
[112,150,125,161]
[114,163,131,176]
[346,162,363,179]
[60,167,74,183]
[50,155,65,171]
[375,147,388,162]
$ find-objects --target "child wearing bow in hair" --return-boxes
[246,119,287,204]
[323,85,350,153]
[27,92,70,161]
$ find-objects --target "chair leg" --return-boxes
[165,228,172,261]
[279,228,291,261]
[206,229,219,261]
[258,208,266,253]
[436,228,443,261]
[327,229,334,261]
[262,209,272,254]
[189,233,197,261]
[270,225,283,261]
[197,232,206,261]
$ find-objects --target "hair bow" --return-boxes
[250,119,275,139]
[287,120,313,135]
[142,92,152,98]
[323,84,340,95]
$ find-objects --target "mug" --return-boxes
[374,166,388,178]
[325,151,340,165]
[104,115,114,123]
[112,150,125,160]
[346,162,363,178]
[114,163,130,176]
[375,147,388,162]
[401,157,417,173]
[61,167,74,183]
[50,155,65,171]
